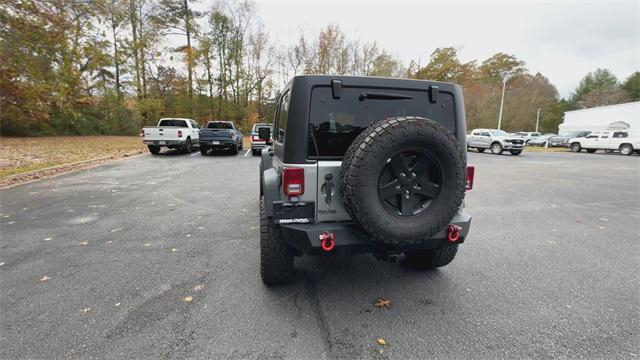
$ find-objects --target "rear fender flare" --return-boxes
[263,168,279,217]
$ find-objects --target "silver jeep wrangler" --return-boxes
[259,76,474,285]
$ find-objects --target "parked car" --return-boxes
[527,134,555,147]
[548,131,590,147]
[258,75,473,285]
[142,118,200,155]
[250,123,273,155]
[199,121,243,155]
[569,131,639,155]
[514,131,543,144]
[467,128,525,155]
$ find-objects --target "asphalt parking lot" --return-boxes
[1,149,638,359]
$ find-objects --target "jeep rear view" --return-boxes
[259,75,474,285]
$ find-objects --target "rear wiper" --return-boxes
[359,92,414,101]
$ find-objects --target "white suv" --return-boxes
[467,129,525,155]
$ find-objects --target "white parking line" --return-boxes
[244,149,251,157]
[190,152,200,157]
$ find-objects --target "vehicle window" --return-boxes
[207,122,233,129]
[158,119,188,127]
[601,134,609,139]
[481,132,491,137]
[490,130,509,136]
[277,92,290,142]
[613,132,628,138]
[472,131,480,136]
[308,86,455,157]
[586,134,598,138]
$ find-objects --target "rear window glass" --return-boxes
[159,119,188,127]
[308,87,455,157]
[253,125,272,133]
[207,122,233,129]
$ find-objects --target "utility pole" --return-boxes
[497,75,508,130]
[535,108,541,133]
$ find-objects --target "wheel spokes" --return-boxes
[388,154,410,179]
[415,181,440,198]
[379,179,401,200]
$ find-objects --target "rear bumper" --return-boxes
[251,142,268,150]
[144,140,184,146]
[200,139,236,147]
[280,210,472,256]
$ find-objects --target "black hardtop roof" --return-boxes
[288,75,460,92]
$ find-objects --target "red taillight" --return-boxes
[465,165,475,190]
[178,130,183,138]
[283,167,304,196]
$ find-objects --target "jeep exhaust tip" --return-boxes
[447,225,461,243]
[320,231,335,252]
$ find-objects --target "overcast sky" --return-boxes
[249,0,639,98]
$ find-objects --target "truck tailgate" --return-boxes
[143,127,182,141]
[200,129,233,141]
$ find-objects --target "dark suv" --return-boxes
[258,76,474,285]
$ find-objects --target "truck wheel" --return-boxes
[340,116,465,247]
[148,145,160,155]
[510,150,522,155]
[184,138,192,153]
[477,148,485,153]
[586,149,596,153]
[404,244,458,269]
[231,144,239,155]
[490,142,503,155]
[238,141,243,151]
[200,145,208,155]
[620,144,634,155]
[570,143,581,152]
[252,149,260,156]
[260,197,293,285]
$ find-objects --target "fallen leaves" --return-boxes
[106,241,113,245]
[114,303,121,307]
[599,218,608,222]
[193,284,205,292]
[170,248,178,252]
[143,243,151,247]
[183,296,193,304]
[0,262,5,267]
[43,237,52,241]
[39,275,50,283]
[110,227,122,233]
[80,307,92,314]
[374,298,391,309]
[595,225,606,230]
[376,338,386,346]
[79,241,89,246]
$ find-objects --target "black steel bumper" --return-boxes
[280,210,472,256]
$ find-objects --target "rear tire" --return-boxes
[586,149,596,153]
[404,245,458,269]
[491,142,503,155]
[620,144,634,155]
[200,145,208,155]
[260,197,293,285]
[477,148,485,153]
[148,145,160,155]
[571,143,581,152]
[252,149,260,156]
[184,138,192,153]
[231,144,239,155]
[510,150,522,155]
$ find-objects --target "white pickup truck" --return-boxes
[142,118,200,155]
[570,130,640,155]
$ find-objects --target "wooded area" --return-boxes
[2,0,639,136]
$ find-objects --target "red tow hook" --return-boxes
[320,231,335,252]
[447,225,462,243]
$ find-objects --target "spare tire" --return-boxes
[340,116,466,246]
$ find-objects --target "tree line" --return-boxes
[1,0,639,136]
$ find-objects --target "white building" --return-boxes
[559,101,640,135]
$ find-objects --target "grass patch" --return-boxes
[0,136,146,179]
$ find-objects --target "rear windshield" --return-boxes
[252,125,272,134]
[207,122,233,129]
[159,119,188,127]
[308,86,455,157]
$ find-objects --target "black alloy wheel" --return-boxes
[378,149,442,217]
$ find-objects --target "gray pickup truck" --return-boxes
[199,121,243,155]
[258,75,474,285]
